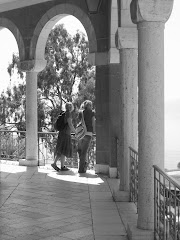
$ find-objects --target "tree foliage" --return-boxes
[0,24,95,131]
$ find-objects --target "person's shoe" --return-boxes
[51,163,60,171]
[61,166,69,171]
[78,170,86,173]
[84,162,88,171]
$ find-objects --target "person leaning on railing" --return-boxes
[77,100,96,173]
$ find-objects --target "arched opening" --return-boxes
[0,27,27,160]
[0,12,97,169]
[0,28,25,130]
[33,13,96,169]
[0,28,19,91]
[32,4,97,62]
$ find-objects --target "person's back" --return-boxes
[51,102,76,171]
[79,108,95,134]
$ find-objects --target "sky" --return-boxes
[0,4,179,100]
[0,15,86,91]
[0,5,180,162]
[164,0,180,102]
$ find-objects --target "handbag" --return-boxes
[76,111,87,140]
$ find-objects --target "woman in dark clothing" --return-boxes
[77,100,96,173]
[51,102,76,171]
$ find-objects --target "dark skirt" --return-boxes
[55,131,72,158]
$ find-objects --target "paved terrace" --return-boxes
[0,162,132,240]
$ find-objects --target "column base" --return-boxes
[112,190,130,202]
[19,159,38,166]
[127,223,154,240]
[109,167,118,178]
[95,164,118,178]
[95,164,109,174]
[117,202,154,240]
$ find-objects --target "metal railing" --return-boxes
[0,130,26,160]
[38,132,96,168]
[129,147,138,208]
[0,130,96,168]
[154,165,180,240]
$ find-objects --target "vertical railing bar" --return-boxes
[154,167,157,240]
[0,130,96,168]
[0,132,1,158]
[175,186,177,240]
[159,171,161,239]
[129,147,138,209]
[163,174,166,240]
[154,165,180,240]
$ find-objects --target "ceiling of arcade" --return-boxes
[0,0,52,12]
[0,0,111,70]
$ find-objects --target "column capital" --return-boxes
[130,0,174,24]
[19,59,47,72]
[116,27,138,49]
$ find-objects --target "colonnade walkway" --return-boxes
[0,162,130,240]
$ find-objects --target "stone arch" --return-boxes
[30,3,97,62]
[0,18,25,61]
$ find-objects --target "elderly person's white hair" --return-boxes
[80,100,92,110]
[65,102,74,112]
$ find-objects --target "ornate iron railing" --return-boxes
[154,165,180,240]
[116,137,120,178]
[0,130,96,168]
[0,130,26,160]
[38,132,96,168]
[129,147,138,208]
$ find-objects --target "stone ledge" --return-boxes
[19,159,38,166]
[95,164,118,178]
[113,190,130,202]
[109,167,118,178]
[95,164,109,175]
[116,202,154,240]
[106,178,130,201]
[127,225,154,240]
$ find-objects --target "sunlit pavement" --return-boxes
[0,162,128,240]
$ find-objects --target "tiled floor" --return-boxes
[0,162,128,240]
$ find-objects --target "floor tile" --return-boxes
[0,162,128,240]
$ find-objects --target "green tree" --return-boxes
[1,24,95,131]
[0,83,26,130]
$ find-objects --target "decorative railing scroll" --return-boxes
[154,165,180,240]
[0,130,96,169]
[129,147,138,208]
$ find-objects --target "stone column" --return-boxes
[119,28,138,192]
[113,27,138,201]
[19,59,46,166]
[25,71,38,164]
[96,64,110,172]
[130,0,174,230]
[108,63,121,178]
[88,52,110,174]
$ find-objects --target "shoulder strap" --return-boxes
[81,110,86,128]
